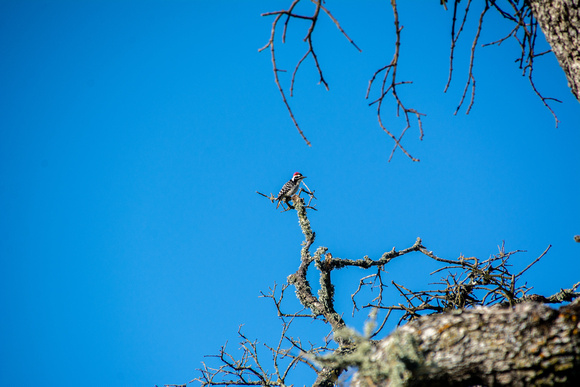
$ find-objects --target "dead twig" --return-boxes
[366,0,425,162]
[260,0,361,146]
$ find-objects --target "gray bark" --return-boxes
[351,301,580,386]
[530,0,580,101]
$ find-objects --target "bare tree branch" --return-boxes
[260,0,361,147]
[195,198,578,385]
[366,0,425,162]
[259,0,571,160]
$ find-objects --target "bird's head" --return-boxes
[292,172,306,181]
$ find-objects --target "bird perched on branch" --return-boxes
[275,172,306,208]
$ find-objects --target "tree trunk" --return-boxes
[351,301,580,386]
[529,0,580,102]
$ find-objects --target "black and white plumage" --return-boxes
[276,172,306,205]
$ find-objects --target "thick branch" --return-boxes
[287,196,346,335]
[529,0,580,101]
[351,300,580,386]
[326,238,422,270]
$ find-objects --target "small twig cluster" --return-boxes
[352,242,565,326]
[445,0,561,126]
[484,0,561,126]
[193,323,331,386]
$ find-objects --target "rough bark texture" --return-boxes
[530,0,580,101]
[352,301,580,386]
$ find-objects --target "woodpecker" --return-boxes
[275,172,306,207]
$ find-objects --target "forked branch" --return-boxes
[366,0,425,162]
[259,0,361,146]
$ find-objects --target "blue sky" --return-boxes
[1,1,578,386]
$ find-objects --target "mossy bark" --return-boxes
[352,301,580,386]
